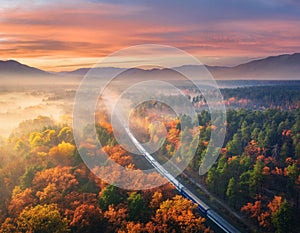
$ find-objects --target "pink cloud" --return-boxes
[0,1,299,70]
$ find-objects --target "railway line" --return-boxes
[124,126,240,233]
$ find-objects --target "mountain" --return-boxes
[0,60,53,78]
[206,53,300,79]
[65,53,300,80]
[60,67,126,77]
[1,53,299,80]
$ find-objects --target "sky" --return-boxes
[0,0,300,71]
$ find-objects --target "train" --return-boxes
[124,126,240,233]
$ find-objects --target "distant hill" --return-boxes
[65,53,300,80]
[1,53,299,80]
[60,67,126,78]
[206,53,300,79]
[0,60,53,78]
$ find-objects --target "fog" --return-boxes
[0,78,79,138]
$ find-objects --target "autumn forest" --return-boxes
[0,84,299,233]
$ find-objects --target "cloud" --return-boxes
[0,0,299,69]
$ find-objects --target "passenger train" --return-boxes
[124,126,240,233]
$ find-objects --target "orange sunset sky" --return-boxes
[0,0,300,71]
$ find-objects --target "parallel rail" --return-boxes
[124,126,240,233]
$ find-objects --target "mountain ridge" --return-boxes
[1,53,299,80]
[0,60,54,78]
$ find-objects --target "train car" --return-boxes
[165,174,181,190]
[207,210,240,233]
[180,187,210,214]
[126,125,240,233]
